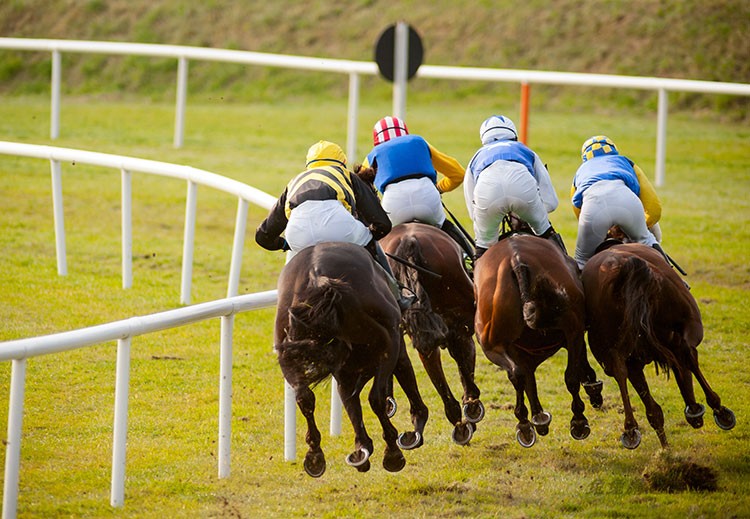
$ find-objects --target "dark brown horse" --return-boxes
[581,242,736,449]
[380,222,485,444]
[275,242,428,477]
[474,233,603,447]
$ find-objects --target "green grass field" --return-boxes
[0,94,748,518]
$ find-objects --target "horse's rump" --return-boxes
[288,275,348,340]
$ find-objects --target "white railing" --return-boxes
[2,37,750,186]
[0,141,277,304]
[0,289,278,518]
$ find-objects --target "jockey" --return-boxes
[571,135,665,270]
[360,116,475,271]
[464,115,566,260]
[255,140,415,310]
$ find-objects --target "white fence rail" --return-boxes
[2,37,750,186]
[0,141,277,304]
[0,290,278,518]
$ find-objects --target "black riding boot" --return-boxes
[365,239,416,311]
[474,246,488,263]
[441,219,475,275]
[540,225,568,254]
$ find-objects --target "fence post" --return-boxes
[392,21,408,119]
[2,358,27,519]
[180,180,198,305]
[111,337,131,508]
[346,73,360,164]
[218,315,234,478]
[227,198,248,298]
[174,57,188,149]
[50,159,67,276]
[655,88,668,187]
[51,50,61,140]
[121,169,133,289]
[519,82,530,145]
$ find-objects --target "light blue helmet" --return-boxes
[581,135,618,162]
[480,115,517,145]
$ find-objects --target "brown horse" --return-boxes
[474,233,603,447]
[380,222,485,444]
[275,242,428,477]
[581,242,736,449]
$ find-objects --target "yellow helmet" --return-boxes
[581,135,618,162]
[305,140,348,169]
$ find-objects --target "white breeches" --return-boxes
[381,177,445,226]
[574,180,658,269]
[285,200,373,259]
[469,161,551,249]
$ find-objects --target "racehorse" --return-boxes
[274,242,428,477]
[380,222,485,445]
[581,242,736,449]
[474,233,603,447]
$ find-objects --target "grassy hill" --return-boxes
[0,0,748,118]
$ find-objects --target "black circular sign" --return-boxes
[374,24,424,82]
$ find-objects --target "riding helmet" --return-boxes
[305,140,348,169]
[479,115,518,145]
[373,116,409,145]
[581,135,618,162]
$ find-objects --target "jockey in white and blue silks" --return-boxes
[463,115,565,258]
[361,116,475,263]
[571,135,663,270]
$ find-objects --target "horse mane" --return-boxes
[614,255,676,375]
[392,235,448,354]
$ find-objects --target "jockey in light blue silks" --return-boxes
[464,115,566,259]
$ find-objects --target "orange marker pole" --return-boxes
[520,82,530,144]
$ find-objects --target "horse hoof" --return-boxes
[451,422,474,446]
[570,421,591,440]
[583,380,604,409]
[515,424,536,448]
[463,400,486,424]
[303,452,326,478]
[345,447,371,469]
[620,428,642,449]
[386,396,397,418]
[685,403,706,429]
[383,451,406,473]
[397,431,423,450]
[531,411,552,435]
[713,406,736,431]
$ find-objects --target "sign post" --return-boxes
[374,23,424,119]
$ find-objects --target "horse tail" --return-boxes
[614,255,675,374]
[288,275,346,341]
[510,251,567,329]
[276,338,346,388]
[393,235,448,354]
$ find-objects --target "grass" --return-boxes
[0,94,749,518]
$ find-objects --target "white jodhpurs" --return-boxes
[284,200,373,259]
[574,179,658,269]
[470,161,551,249]
[381,176,445,226]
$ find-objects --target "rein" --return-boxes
[385,252,442,279]
[442,202,476,247]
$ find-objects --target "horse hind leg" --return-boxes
[565,342,591,441]
[392,337,428,450]
[369,363,407,473]
[627,361,668,448]
[295,385,326,477]
[611,356,642,449]
[336,372,375,473]
[448,332,485,426]
[507,367,537,447]
[676,346,736,431]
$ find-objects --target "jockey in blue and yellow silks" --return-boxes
[360,116,474,267]
[570,135,664,269]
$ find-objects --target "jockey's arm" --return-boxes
[255,191,290,251]
[351,173,392,240]
[632,162,662,227]
[428,143,465,194]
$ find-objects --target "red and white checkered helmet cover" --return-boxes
[372,116,409,145]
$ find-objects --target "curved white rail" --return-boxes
[0,141,277,304]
